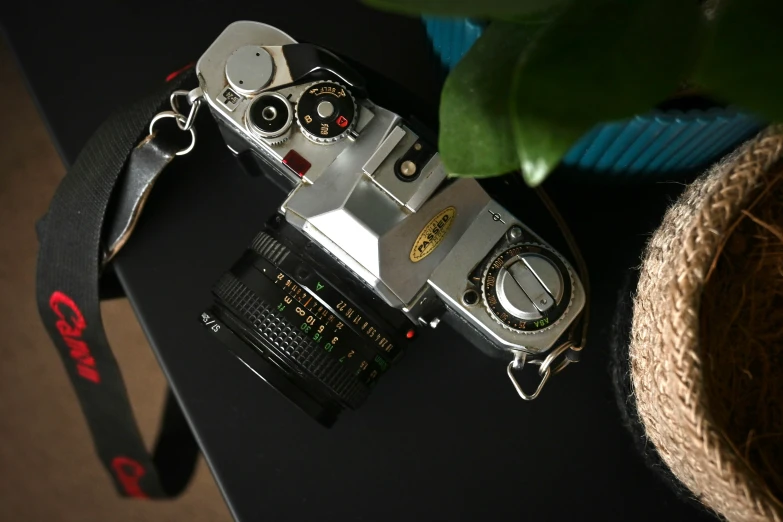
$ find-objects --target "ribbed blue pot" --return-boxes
[423,17,764,177]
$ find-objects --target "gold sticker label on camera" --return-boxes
[409,206,456,263]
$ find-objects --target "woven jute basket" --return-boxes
[630,126,783,522]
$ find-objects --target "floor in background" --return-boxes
[0,39,232,522]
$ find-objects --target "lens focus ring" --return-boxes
[214,273,370,409]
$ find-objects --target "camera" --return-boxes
[196,22,586,426]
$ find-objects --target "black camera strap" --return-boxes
[35,68,200,499]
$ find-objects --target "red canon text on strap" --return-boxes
[111,456,148,498]
[49,291,100,384]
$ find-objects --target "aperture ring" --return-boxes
[250,230,290,265]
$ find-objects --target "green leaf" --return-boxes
[695,0,783,121]
[361,0,566,19]
[439,22,540,177]
[510,0,704,185]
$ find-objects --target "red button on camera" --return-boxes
[282,150,312,178]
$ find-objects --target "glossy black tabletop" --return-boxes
[2,2,714,520]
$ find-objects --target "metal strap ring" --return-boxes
[538,342,573,377]
[507,352,551,401]
[149,111,196,156]
[169,90,202,131]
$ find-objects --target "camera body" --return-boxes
[197,22,585,424]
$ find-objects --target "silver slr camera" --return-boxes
[197,21,586,425]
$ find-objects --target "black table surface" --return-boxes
[2,2,715,520]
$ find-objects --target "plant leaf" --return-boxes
[361,0,566,19]
[695,0,783,121]
[439,22,540,177]
[510,0,704,186]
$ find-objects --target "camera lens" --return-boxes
[202,225,406,426]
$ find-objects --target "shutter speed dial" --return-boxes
[481,243,573,333]
[295,81,357,144]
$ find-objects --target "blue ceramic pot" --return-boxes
[423,17,764,177]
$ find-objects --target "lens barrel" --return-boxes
[202,218,407,426]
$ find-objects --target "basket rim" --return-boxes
[630,125,783,522]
